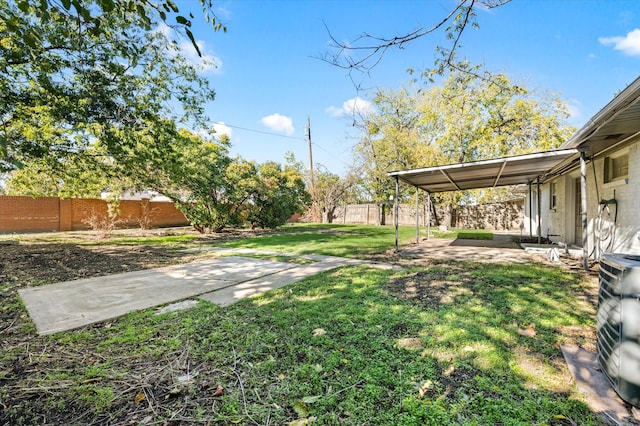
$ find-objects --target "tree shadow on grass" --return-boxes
[0,261,602,425]
[191,263,600,425]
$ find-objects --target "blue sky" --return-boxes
[174,0,640,176]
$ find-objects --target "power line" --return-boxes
[311,142,353,168]
[214,122,305,141]
[216,121,353,170]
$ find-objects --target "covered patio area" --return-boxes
[387,148,590,268]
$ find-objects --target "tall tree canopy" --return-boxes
[0,0,221,171]
[353,69,576,217]
[5,127,310,232]
[4,148,132,198]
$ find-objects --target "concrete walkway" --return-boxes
[562,345,640,425]
[18,251,391,335]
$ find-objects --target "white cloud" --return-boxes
[155,23,223,74]
[212,122,233,138]
[157,22,173,39]
[216,5,233,21]
[565,99,582,121]
[325,105,342,118]
[178,39,223,74]
[599,28,640,56]
[261,113,295,135]
[326,97,375,118]
[190,123,232,141]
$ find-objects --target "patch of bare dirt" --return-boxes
[0,228,270,331]
[0,227,268,425]
[384,262,474,308]
[1,243,192,286]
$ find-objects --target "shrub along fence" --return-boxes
[0,196,188,233]
[330,198,524,230]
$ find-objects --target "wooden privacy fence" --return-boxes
[331,199,524,230]
[0,196,188,233]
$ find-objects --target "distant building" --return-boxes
[100,190,172,202]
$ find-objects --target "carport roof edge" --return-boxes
[387,149,579,193]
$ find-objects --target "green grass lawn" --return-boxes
[430,228,494,240]
[1,224,599,425]
[219,223,422,257]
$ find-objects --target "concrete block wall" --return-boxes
[453,199,524,231]
[331,200,524,229]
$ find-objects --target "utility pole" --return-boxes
[307,117,317,221]
[307,117,314,191]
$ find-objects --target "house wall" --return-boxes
[0,196,189,233]
[597,140,640,254]
[525,136,640,257]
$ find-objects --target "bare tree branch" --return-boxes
[317,0,511,88]
[319,1,466,69]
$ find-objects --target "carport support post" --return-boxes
[536,177,541,244]
[580,151,588,270]
[427,192,431,240]
[415,186,419,244]
[528,182,532,238]
[394,176,399,253]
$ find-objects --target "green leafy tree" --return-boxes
[352,87,439,224]
[4,149,132,198]
[354,69,575,225]
[247,161,310,229]
[5,122,309,232]
[126,128,308,232]
[420,70,573,163]
[0,0,220,171]
[419,69,575,221]
[6,1,224,53]
[116,125,235,233]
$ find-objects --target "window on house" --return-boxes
[604,153,629,183]
[550,182,557,209]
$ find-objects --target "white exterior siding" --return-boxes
[545,176,566,242]
[523,178,566,242]
[524,137,640,258]
[611,141,640,253]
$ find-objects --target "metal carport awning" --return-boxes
[386,148,582,266]
[387,149,579,192]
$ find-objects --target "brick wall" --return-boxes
[0,196,189,233]
[0,196,60,232]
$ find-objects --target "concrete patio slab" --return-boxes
[19,256,295,335]
[398,237,534,264]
